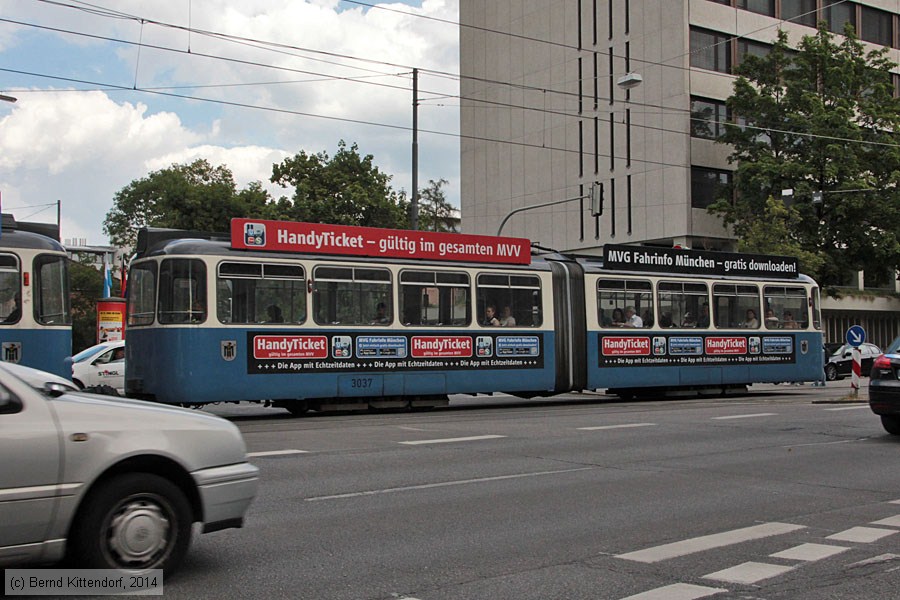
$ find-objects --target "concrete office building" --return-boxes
[460,0,900,347]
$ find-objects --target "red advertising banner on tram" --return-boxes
[230,218,531,265]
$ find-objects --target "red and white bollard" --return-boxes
[851,347,861,397]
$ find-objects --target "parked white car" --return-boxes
[72,339,125,394]
[0,365,259,573]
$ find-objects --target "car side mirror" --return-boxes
[844,351,852,358]
[43,383,71,398]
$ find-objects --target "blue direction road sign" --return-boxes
[846,325,866,347]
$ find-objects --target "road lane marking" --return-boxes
[578,423,656,431]
[871,515,900,528]
[890,499,900,505]
[703,561,794,584]
[620,583,727,600]
[304,466,596,501]
[770,543,850,561]
[826,527,897,543]
[824,405,869,411]
[711,413,777,420]
[616,522,805,563]
[246,449,309,457]
[399,435,506,445]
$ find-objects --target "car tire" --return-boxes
[824,364,838,381]
[69,473,193,573]
[881,415,900,436]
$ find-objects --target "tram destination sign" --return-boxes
[603,244,799,279]
[231,218,532,265]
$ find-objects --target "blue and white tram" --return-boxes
[0,215,72,378]
[124,221,824,411]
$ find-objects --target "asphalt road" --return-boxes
[163,380,899,600]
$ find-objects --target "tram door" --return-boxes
[549,259,587,393]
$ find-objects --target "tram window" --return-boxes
[33,255,71,325]
[811,287,822,330]
[158,259,206,324]
[476,273,542,327]
[128,261,157,326]
[0,254,21,325]
[597,279,653,328]
[217,262,306,324]
[313,266,392,326]
[713,284,760,329]
[764,285,808,329]
[400,270,470,327]
[657,281,708,328]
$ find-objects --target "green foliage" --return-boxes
[103,159,271,248]
[416,179,458,232]
[270,141,409,229]
[69,260,103,353]
[737,197,826,276]
[713,25,900,285]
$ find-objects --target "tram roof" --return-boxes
[0,215,65,252]
[134,228,815,284]
[134,228,559,271]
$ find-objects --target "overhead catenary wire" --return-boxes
[5,11,898,152]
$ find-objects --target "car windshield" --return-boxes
[886,337,900,355]
[73,344,110,363]
[831,345,848,357]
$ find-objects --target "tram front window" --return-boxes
[34,255,70,325]
[0,255,20,324]
[128,262,158,326]
[158,259,206,324]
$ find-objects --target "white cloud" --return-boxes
[0,1,460,244]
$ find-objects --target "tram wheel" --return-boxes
[285,401,309,416]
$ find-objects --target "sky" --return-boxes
[0,0,460,245]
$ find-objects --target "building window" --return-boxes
[690,28,732,73]
[781,0,817,27]
[691,97,729,139]
[737,0,775,17]
[861,5,892,47]
[691,167,732,209]
[826,2,856,35]
[736,38,772,66]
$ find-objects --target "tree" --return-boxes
[711,25,900,285]
[69,258,103,353]
[738,197,825,277]
[416,179,458,232]
[103,159,271,247]
[270,140,409,229]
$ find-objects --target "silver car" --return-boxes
[0,365,259,573]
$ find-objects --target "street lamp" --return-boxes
[0,94,17,104]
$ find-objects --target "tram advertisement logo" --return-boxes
[247,332,544,374]
[599,334,794,367]
[253,335,328,360]
[231,218,531,265]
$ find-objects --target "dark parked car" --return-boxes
[870,336,900,435]
[824,342,881,381]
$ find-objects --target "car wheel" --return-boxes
[881,415,900,436]
[70,473,193,573]
[824,364,838,381]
